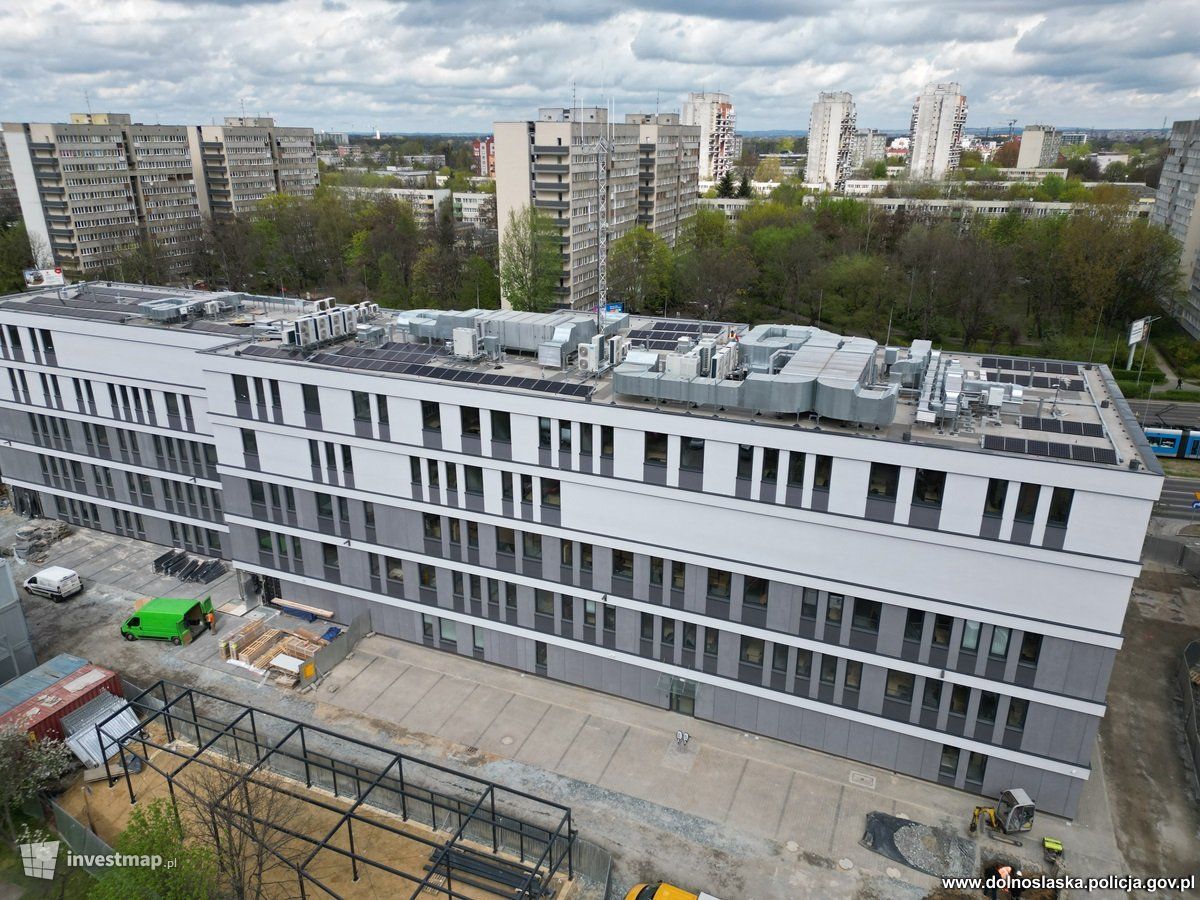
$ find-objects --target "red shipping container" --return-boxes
[0,664,123,742]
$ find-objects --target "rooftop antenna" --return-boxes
[84,90,92,116]
[241,98,246,122]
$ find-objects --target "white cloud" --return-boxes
[0,0,1194,131]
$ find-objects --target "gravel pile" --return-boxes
[861,810,977,879]
[12,519,73,564]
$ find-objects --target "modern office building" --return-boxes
[682,92,737,181]
[804,92,857,191]
[908,83,968,180]
[0,113,317,276]
[0,282,1161,816]
[494,107,699,310]
[1016,126,1063,170]
[1152,119,1200,336]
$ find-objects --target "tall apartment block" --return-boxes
[190,117,318,220]
[682,91,737,181]
[494,108,698,311]
[473,136,496,178]
[850,129,887,170]
[1152,119,1200,336]
[1016,126,1063,170]
[804,92,857,192]
[0,282,1161,816]
[908,83,968,180]
[0,113,317,278]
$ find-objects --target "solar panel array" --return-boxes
[627,320,729,352]
[18,302,137,323]
[240,345,305,360]
[984,370,1086,392]
[981,357,1081,376]
[304,352,595,398]
[1020,416,1105,438]
[981,434,1118,465]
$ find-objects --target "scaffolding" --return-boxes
[87,680,577,900]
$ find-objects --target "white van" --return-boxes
[23,566,83,602]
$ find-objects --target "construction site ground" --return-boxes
[5,514,1199,899]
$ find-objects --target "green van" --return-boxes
[120,597,213,645]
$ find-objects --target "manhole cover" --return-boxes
[501,736,514,746]
[850,771,877,789]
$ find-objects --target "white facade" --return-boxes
[1016,126,1063,170]
[908,83,968,180]
[682,92,737,181]
[804,92,857,192]
[334,186,450,226]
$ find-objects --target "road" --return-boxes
[1128,398,1200,430]
[1154,477,1200,519]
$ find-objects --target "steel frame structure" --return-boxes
[87,679,576,900]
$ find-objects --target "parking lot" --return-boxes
[7,515,1195,898]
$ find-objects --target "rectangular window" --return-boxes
[612,548,634,579]
[661,619,676,647]
[707,568,731,599]
[1048,487,1073,527]
[739,636,764,665]
[649,556,664,585]
[736,444,753,480]
[704,628,718,656]
[852,598,881,632]
[671,563,685,591]
[558,421,572,453]
[939,746,960,779]
[683,622,696,651]
[491,410,511,442]
[644,431,668,465]
[885,670,915,702]
[580,424,593,456]
[923,678,943,710]
[825,594,844,626]
[1006,697,1029,730]
[473,626,485,651]
[536,641,548,668]
[794,648,812,678]
[541,478,561,507]
[376,395,389,425]
[410,457,423,483]
[465,466,484,494]
[322,543,339,569]
[241,429,258,456]
[302,384,321,416]
[801,588,819,620]
[949,684,970,715]
[467,521,479,548]
[961,620,981,653]
[520,474,533,503]
[603,605,616,631]
[561,596,574,621]
[812,455,833,490]
[440,619,457,643]
[535,590,554,616]
[580,543,593,571]
[966,751,987,784]
[386,557,404,583]
[461,406,481,436]
[584,600,597,626]
[232,374,250,403]
[538,417,552,449]
[868,462,900,499]
[912,469,946,507]
[990,626,1011,659]
[496,527,515,555]
[1014,483,1040,523]
[641,612,654,640]
[502,473,514,502]
[932,614,953,647]
[680,437,705,471]
[819,655,837,685]
[597,425,613,459]
[978,691,999,725]
[904,609,925,642]
[1019,633,1042,666]
[771,643,787,672]
[560,539,574,566]
[984,478,1008,517]
[743,576,768,608]
[316,493,333,518]
[761,448,779,483]
[421,400,441,431]
[419,563,436,587]
[523,532,542,559]
[352,390,371,421]
[787,452,805,487]
[845,660,862,690]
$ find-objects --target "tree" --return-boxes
[754,156,784,183]
[174,761,306,900]
[499,206,560,312]
[715,170,736,198]
[991,140,1020,168]
[737,173,753,199]
[0,221,37,293]
[90,798,218,900]
[608,227,673,314]
[0,724,75,838]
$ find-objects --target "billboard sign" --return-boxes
[22,268,65,289]
[1128,317,1149,346]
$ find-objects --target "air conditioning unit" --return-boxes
[282,325,298,346]
[367,302,380,318]
[608,334,629,365]
[315,314,333,342]
[316,297,336,311]
[326,310,345,338]
[296,317,318,346]
[204,300,222,316]
[665,353,700,378]
[453,327,481,359]
[343,307,359,331]
[578,342,599,373]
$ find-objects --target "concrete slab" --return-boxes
[401,676,479,736]
[509,705,589,771]
[475,693,552,760]
[555,718,627,784]
[436,683,514,747]
[724,759,791,836]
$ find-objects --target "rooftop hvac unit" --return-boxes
[314,297,336,311]
[609,334,629,365]
[665,353,701,378]
[327,310,346,338]
[282,325,298,346]
[696,338,716,376]
[343,307,359,331]
[578,342,600,373]
[315,314,333,342]
[296,316,318,347]
[204,300,222,317]
[453,327,482,359]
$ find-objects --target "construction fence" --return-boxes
[1141,535,1200,574]
[1181,641,1200,796]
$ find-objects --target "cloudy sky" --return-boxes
[1,0,1196,133]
